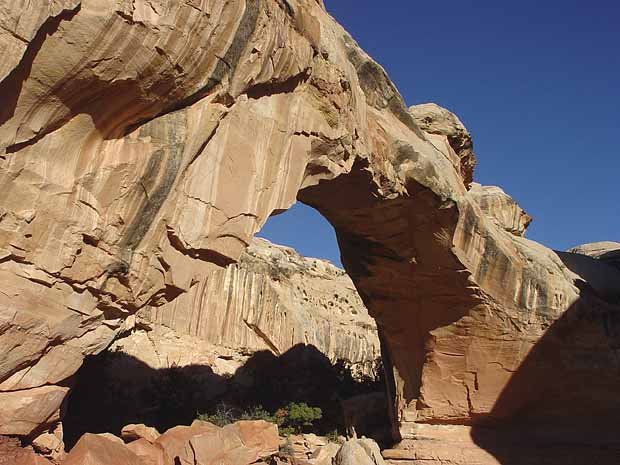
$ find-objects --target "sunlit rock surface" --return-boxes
[113,237,379,374]
[0,1,618,463]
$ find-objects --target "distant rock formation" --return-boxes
[125,237,379,374]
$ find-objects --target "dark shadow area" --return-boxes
[470,280,620,464]
[63,343,389,449]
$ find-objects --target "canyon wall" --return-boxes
[0,1,618,463]
[112,237,379,374]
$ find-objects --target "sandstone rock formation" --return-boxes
[123,237,379,374]
[570,241,620,270]
[0,1,618,464]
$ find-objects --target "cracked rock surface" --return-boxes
[0,1,618,463]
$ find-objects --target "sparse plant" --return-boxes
[197,402,237,426]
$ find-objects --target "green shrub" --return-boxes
[197,401,322,435]
[281,402,322,433]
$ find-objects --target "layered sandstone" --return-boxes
[0,1,618,464]
[126,237,378,370]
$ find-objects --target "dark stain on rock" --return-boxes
[342,36,425,139]
[119,112,186,255]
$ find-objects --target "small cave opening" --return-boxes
[63,201,393,449]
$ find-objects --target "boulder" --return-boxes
[126,439,170,465]
[309,442,341,465]
[334,439,384,465]
[222,420,279,459]
[62,433,143,465]
[155,423,219,464]
[121,424,160,444]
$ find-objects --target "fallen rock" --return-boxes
[155,423,219,464]
[121,424,160,444]
[0,385,69,436]
[309,442,341,465]
[0,435,53,465]
[334,438,385,465]
[62,433,143,465]
[222,420,279,459]
[126,439,170,465]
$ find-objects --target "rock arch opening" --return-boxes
[62,200,392,448]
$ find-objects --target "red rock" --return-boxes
[62,433,144,465]
[126,439,170,465]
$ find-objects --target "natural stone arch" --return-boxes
[0,1,618,463]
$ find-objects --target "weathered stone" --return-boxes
[570,241,620,270]
[468,183,532,236]
[62,433,143,465]
[310,442,341,465]
[108,237,379,379]
[0,1,618,463]
[121,424,160,444]
[0,385,69,436]
[155,423,219,464]
[334,439,385,465]
[409,102,477,186]
[126,439,170,465]
[222,420,279,459]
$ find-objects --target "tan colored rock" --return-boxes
[62,433,143,465]
[334,439,385,465]
[0,435,53,465]
[31,424,65,463]
[156,420,277,465]
[468,183,532,236]
[309,442,340,465]
[121,424,160,444]
[110,237,379,379]
[223,420,279,459]
[570,241,620,270]
[0,1,618,463]
[0,385,69,436]
[409,102,477,186]
[126,439,170,465]
[155,423,219,464]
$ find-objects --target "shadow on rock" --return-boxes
[63,343,388,449]
[470,279,620,465]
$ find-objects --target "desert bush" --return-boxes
[197,403,276,426]
[196,401,322,434]
[281,401,322,433]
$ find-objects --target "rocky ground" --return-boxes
[2,421,386,465]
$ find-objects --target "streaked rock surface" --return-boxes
[0,1,618,463]
[124,237,379,373]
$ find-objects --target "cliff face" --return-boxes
[0,1,618,463]
[116,237,379,374]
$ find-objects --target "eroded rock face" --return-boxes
[1,1,618,463]
[119,237,379,373]
[409,102,476,186]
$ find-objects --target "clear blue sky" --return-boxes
[259,1,619,267]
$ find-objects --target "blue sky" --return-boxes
[259,1,619,267]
